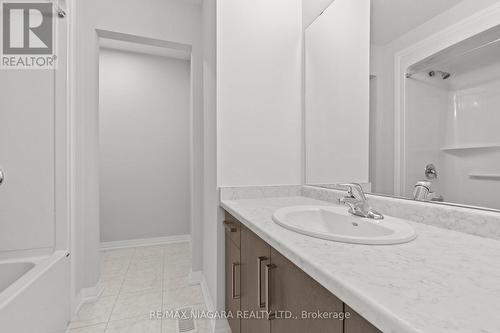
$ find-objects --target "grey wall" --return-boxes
[99,48,191,242]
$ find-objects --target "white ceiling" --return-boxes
[99,38,191,60]
[371,0,465,45]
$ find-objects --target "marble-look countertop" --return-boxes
[220,196,500,333]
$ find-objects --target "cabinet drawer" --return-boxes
[224,212,241,248]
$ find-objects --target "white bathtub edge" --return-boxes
[0,251,68,309]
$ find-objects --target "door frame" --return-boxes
[68,25,202,312]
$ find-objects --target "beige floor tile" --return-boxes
[102,249,135,262]
[195,318,212,333]
[160,318,177,333]
[133,246,164,259]
[164,257,190,269]
[69,296,117,329]
[110,290,162,321]
[164,249,189,261]
[163,285,204,310]
[121,274,162,294]
[105,316,161,333]
[163,274,190,292]
[163,261,190,280]
[69,245,203,333]
[100,260,131,281]
[68,324,107,333]
[163,243,190,256]
[98,278,124,297]
[128,261,163,277]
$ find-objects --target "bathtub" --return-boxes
[0,251,71,333]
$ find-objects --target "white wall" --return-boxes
[0,5,68,257]
[438,63,500,209]
[403,62,500,210]
[369,44,395,194]
[0,68,55,254]
[217,0,303,187]
[204,0,302,328]
[201,1,228,330]
[99,48,191,242]
[404,73,448,197]
[370,0,500,196]
[302,0,335,28]
[305,0,371,185]
[74,0,202,299]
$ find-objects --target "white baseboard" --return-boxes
[100,234,191,251]
[198,273,231,333]
[199,275,214,315]
[72,284,104,319]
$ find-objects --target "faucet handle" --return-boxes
[338,183,367,200]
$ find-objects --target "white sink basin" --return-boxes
[272,206,416,245]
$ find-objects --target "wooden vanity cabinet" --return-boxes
[269,247,344,333]
[224,211,381,333]
[240,224,271,333]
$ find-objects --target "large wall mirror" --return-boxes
[305,0,500,211]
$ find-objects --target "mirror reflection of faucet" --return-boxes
[413,181,443,202]
[425,163,438,179]
[413,163,443,202]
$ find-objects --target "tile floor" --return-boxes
[67,242,210,333]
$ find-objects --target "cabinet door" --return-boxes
[224,212,241,248]
[269,248,344,333]
[344,305,381,333]
[240,226,271,333]
[225,233,241,333]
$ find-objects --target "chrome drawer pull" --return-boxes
[265,264,277,320]
[231,262,240,299]
[257,256,267,308]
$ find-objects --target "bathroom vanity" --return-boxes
[224,211,380,333]
[220,187,500,333]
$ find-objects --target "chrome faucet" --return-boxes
[413,180,444,202]
[338,183,384,220]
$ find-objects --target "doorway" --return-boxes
[98,38,192,245]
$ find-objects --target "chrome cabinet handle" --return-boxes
[257,256,267,308]
[231,262,240,299]
[224,221,237,233]
[0,168,4,186]
[265,264,277,320]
